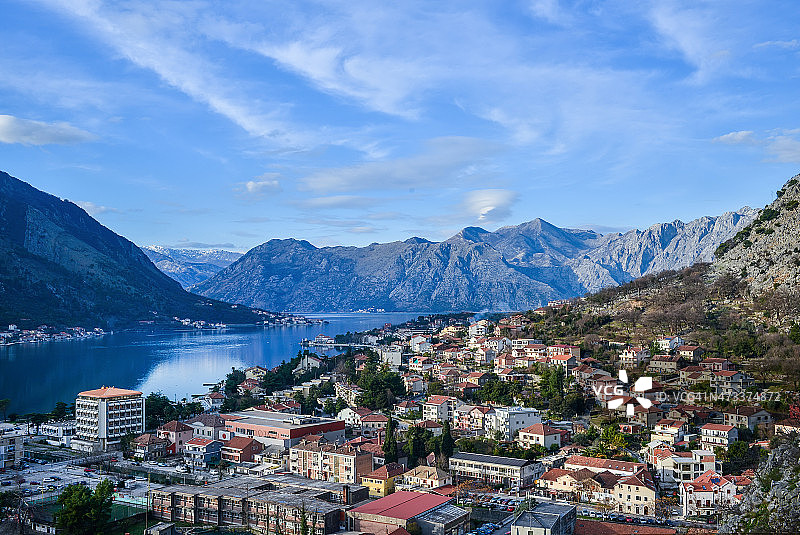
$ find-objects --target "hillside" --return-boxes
[713,173,800,292]
[193,210,755,312]
[141,246,242,288]
[0,171,267,328]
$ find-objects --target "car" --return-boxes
[1,481,12,486]
[625,517,633,523]
[30,481,39,485]
[43,477,57,482]
[147,461,158,466]
[157,462,167,467]
[84,468,95,473]
[46,485,57,492]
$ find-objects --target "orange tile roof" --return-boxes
[78,386,142,398]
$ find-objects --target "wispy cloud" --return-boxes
[236,173,282,198]
[754,39,800,50]
[0,114,94,145]
[462,189,518,222]
[713,130,755,144]
[300,137,499,193]
[713,129,800,163]
[75,200,118,216]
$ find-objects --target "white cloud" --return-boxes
[300,137,499,193]
[529,0,568,25]
[766,135,800,163]
[75,201,118,216]
[0,114,94,145]
[463,189,518,222]
[754,40,800,50]
[237,173,282,198]
[713,131,755,144]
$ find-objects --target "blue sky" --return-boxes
[1,1,799,250]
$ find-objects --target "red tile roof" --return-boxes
[349,491,451,520]
[78,386,142,398]
[159,420,193,433]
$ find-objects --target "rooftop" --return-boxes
[349,491,452,520]
[450,452,531,467]
[78,386,142,399]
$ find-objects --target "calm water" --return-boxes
[0,312,420,415]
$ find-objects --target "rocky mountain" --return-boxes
[141,246,242,288]
[0,170,266,328]
[193,208,756,313]
[713,173,800,292]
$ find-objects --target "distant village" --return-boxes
[3,302,798,535]
[0,324,107,346]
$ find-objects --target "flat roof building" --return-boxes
[223,409,345,447]
[71,386,144,453]
[347,491,468,535]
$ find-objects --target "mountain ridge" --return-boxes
[193,208,756,312]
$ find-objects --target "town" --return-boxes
[3,291,797,535]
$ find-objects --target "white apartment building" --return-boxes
[0,430,23,469]
[288,441,374,484]
[485,406,542,441]
[653,449,719,487]
[40,420,76,447]
[469,320,490,338]
[71,386,145,452]
[699,424,738,451]
[421,396,463,422]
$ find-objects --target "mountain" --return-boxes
[713,173,800,293]
[193,209,756,313]
[0,170,266,328]
[141,246,242,288]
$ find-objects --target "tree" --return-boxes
[52,401,69,420]
[0,490,21,522]
[441,421,454,462]
[299,502,309,535]
[0,399,9,422]
[224,367,247,396]
[55,480,114,535]
[383,416,398,464]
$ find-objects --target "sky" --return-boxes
[1,1,799,251]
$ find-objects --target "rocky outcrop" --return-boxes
[720,433,800,533]
[141,246,242,288]
[194,210,755,312]
[713,174,800,292]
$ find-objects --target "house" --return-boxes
[563,455,646,477]
[612,470,657,516]
[677,345,704,361]
[399,465,453,490]
[415,420,443,436]
[361,462,407,497]
[183,437,223,469]
[362,413,390,438]
[699,357,734,372]
[449,452,541,489]
[629,404,666,429]
[679,366,712,386]
[185,413,227,441]
[347,491,469,535]
[338,407,374,428]
[421,396,463,423]
[517,423,564,450]
[220,436,264,463]
[157,420,195,455]
[244,366,269,381]
[409,356,434,373]
[133,433,168,461]
[201,391,226,411]
[394,401,420,417]
[711,370,754,395]
[469,320,490,337]
[237,378,264,396]
[723,406,773,431]
[465,372,490,386]
[655,336,684,352]
[454,381,480,397]
[700,424,738,451]
[647,355,682,375]
[651,419,685,445]
[618,347,650,368]
[680,470,737,518]
[294,353,324,374]
[511,504,576,535]
[653,449,718,487]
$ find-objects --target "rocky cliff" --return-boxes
[0,170,265,327]
[194,209,755,312]
[141,246,242,288]
[713,173,800,292]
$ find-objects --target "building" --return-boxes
[711,371,754,395]
[362,463,407,497]
[185,413,228,441]
[654,449,718,487]
[362,413,390,439]
[0,430,23,469]
[563,456,646,477]
[157,420,195,455]
[655,336,684,352]
[651,420,685,445]
[40,420,76,447]
[421,396,463,423]
[184,438,223,469]
[399,465,453,491]
[221,436,264,463]
[224,409,345,447]
[71,386,145,452]
[680,470,737,518]
[511,504,576,535]
[133,433,169,461]
[347,491,469,535]
[517,423,564,450]
[612,470,657,515]
[485,406,542,441]
[449,452,541,489]
[722,406,773,431]
[618,347,650,368]
[700,424,738,451]
[289,441,373,484]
